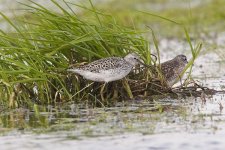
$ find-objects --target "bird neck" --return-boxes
[124,58,135,66]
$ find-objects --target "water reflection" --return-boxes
[0,91,225,149]
[1,91,225,134]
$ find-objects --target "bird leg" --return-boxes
[100,82,106,102]
[178,74,183,87]
[122,78,133,99]
[112,83,118,99]
[171,74,183,90]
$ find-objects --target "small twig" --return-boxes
[70,82,94,100]
[218,102,223,113]
[150,54,157,62]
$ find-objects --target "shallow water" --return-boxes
[1,0,225,150]
[1,92,225,150]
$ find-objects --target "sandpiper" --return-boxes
[68,53,147,100]
[160,55,188,87]
[67,53,146,82]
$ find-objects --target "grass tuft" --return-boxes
[0,0,201,108]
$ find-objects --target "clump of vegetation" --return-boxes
[0,0,202,108]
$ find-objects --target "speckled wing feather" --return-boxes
[160,59,177,80]
[77,57,130,73]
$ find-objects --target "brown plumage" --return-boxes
[160,55,188,87]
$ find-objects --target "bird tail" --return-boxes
[67,68,80,73]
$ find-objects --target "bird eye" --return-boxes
[183,56,188,63]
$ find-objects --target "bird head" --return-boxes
[124,53,147,67]
[175,55,188,64]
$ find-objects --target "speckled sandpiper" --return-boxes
[67,53,147,100]
[160,54,188,87]
[67,53,146,82]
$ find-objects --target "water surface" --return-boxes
[1,0,225,150]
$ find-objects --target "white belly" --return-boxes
[68,68,132,82]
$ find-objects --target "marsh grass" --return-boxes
[0,0,201,108]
